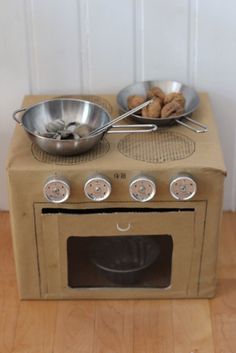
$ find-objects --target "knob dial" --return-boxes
[43,176,70,203]
[84,175,111,201]
[169,175,197,200]
[129,176,156,202]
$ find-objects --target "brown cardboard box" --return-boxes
[7,94,226,299]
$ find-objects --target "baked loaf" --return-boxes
[161,100,184,118]
[147,87,165,104]
[142,98,162,118]
[127,95,146,110]
[127,87,185,118]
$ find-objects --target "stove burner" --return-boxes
[31,138,110,165]
[118,131,195,163]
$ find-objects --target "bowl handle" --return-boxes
[12,108,26,125]
[107,124,158,134]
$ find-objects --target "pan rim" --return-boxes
[19,98,111,140]
[116,79,200,123]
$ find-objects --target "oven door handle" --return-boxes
[116,223,131,232]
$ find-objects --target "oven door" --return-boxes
[35,202,206,299]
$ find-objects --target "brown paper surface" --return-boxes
[6,94,226,299]
[7,93,226,175]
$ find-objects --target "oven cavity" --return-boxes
[67,235,173,288]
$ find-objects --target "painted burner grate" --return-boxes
[31,138,110,165]
[117,131,195,163]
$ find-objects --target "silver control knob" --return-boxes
[129,176,156,202]
[43,176,70,203]
[84,175,111,201]
[169,175,197,200]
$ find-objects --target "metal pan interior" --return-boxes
[116,80,200,126]
[21,98,110,138]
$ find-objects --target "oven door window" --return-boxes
[37,206,205,298]
[67,234,173,288]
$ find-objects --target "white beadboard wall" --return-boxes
[0,0,236,210]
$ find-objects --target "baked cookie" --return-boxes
[142,98,162,118]
[147,87,165,104]
[161,100,184,118]
[164,92,185,106]
[127,95,146,110]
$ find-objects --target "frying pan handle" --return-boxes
[13,108,26,125]
[107,124,158,134]
[176,117,208,133]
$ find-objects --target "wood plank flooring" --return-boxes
[0,211,235,353]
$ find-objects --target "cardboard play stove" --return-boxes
[7,94,226,299]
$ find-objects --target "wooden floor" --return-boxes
[0,212,236,353]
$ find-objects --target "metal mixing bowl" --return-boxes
[13,98,157,156]
[13,99,110,156]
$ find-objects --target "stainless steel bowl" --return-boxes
[13,99,109,156]
[13,98,157,156]
[117,80,207,133]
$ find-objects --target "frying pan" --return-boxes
[13,98,157,156]
[117,80,208,133]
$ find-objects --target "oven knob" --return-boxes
[129,176,156,202]
[43,176,70,203]
[169,175,197,200]
[84,175,111,201]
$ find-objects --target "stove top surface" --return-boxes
[7,94,226,174]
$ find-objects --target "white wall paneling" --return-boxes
[187,0,198,86]
[195,0,236,209]
[0,0,30,210]
[82,0,135,94]
[141,0,190,82]
[1,0,236,209]
[25,0,82,94]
